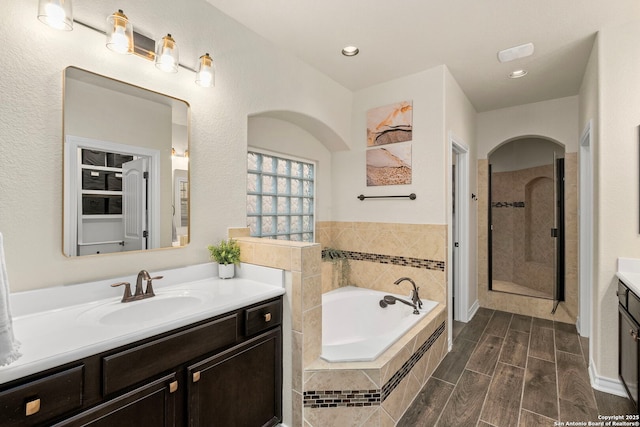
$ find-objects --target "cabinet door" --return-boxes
[619,307,639,411]
[52,373,177,427]
[188,328,282,427]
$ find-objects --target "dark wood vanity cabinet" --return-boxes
[618,280,639,412]
[52,373,178,427]
[188,329,281,427]
[0,297,283,427]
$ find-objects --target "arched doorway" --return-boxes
[488,137,565,305]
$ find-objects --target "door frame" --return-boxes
[448,132,471,342]
[64,135,161,255]
[579,121,593,338]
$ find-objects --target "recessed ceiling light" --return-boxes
[498,43,534,63]
[509,69,528,79]
[342,46,359,57]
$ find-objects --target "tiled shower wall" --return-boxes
[316,221,447,304]
[491,164,555,296]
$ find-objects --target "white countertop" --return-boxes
[616,257,640,296]
[0,263,285,385]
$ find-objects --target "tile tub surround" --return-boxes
[317,222,447,304]
[304,306,447,426]
[233,235,322,427]
[477,155,578,323]
[234,225,447,426]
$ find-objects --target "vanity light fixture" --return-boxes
[509,69,528,79]
[155,34,179,73]
[37,0,73,31]
[36,2,214,86]
[106,10,133,54]
[195,53,215,87]
[341,45,359,57]
[171,148,189,158]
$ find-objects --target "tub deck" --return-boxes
[304,302,447,426]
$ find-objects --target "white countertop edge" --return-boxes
[616,257,640,296]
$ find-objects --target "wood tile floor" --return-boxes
[399,308,637,426]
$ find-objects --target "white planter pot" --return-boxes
[218,263,235,279]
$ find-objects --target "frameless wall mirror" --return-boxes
[63,66,190,257]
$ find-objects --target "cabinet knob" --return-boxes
[264,312,272,322]
[25,398,40,416]
[192,371,201,383]
[169,381,178,393]
[631,329,639,342]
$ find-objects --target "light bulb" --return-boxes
[38,0,73,31]
[108,28,129,53]
[106,10,133,54]
[195,53,215,87]
[155,34,179,73]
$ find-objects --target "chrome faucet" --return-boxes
[111,270,164,303]
[394,277,423,310]
[379,295,419,315]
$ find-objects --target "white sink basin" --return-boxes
[77,291,211,326]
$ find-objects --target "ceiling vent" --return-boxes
[498,43,534,63]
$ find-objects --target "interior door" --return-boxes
[122,158,148,251]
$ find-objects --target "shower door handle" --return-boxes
[551,228,558,238]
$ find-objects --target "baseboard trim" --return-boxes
[589,357,628,397]
[467,299,480,320]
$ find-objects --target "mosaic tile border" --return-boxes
[322,249,445,272]
[303,320,445,408]
[491,201,525,208]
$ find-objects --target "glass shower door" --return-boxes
[488,138,565,303]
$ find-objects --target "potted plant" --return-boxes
[322,247,351,288]
[208,238,241,279]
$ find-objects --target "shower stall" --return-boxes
[488,138,565,307]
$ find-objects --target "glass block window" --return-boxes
[247,151,314,242]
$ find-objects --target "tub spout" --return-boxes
[380,295,419,315]
[394,277,423,310]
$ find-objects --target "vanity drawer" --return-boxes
[0,365,83,426]
[102,314,238,396]
[628,289,640,325]
[619,281,629,307]
[245,299,282,336]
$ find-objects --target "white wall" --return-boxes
[445,67,478,318]
[477,96,580,158]
[490,138,565,173]
[248,116,333,221]
[0,0,352,292]
[333,66,447,224]
[590,19,640,382]
[579,31,600,377]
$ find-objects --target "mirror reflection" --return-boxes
[63,67,189,257]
